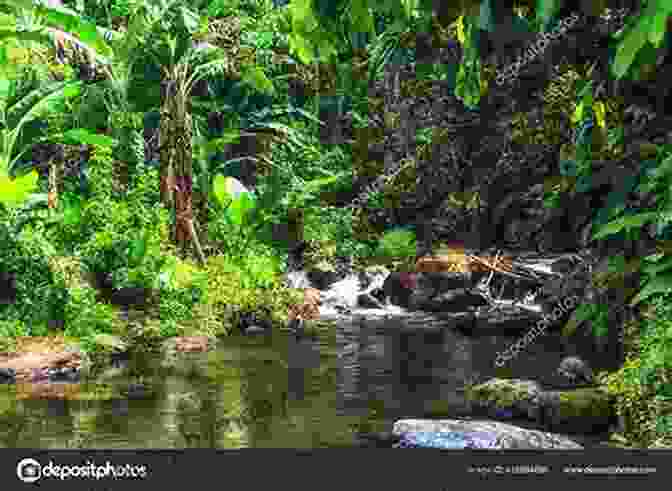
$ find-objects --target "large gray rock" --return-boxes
[393,418,583,449]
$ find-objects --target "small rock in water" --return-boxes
[0,367,16,384]
[48,367,80,383]
[244,325,267,335]
[557,356,594,385]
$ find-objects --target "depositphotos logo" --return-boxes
[16,458,147,482]
[17,458,41,483]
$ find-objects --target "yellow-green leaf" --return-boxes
[593,101,606,128]
[0,169,38,207]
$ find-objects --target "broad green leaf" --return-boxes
[240,66,275,96]
[649,2,672,46]
[212,174,230,208]
[62,195,81,226]
[62,129,116,147]
[0,169,39,207]
[350,0,374,34]
[129,233,147,265]
[630,273,672,305]
[592,212,658,240]
[612,13,652,79]
[38,7,112,59]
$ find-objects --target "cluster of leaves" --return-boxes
[598,297,672,446]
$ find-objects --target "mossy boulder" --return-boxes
[466,378,616,433]
[466,378,544,420]
[539,388,615,433]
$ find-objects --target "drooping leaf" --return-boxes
[62,129,117,147]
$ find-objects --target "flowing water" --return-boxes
[0,269,614,448]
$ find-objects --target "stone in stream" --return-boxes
[0,367,16,384]
[556,356,594,386]
[392,419,583,449]
[466,378,615,434]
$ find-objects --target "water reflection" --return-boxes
[0,314,611,448]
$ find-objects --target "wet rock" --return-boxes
[243,325,268,335]
[416,271,472,296]
[124,382,152,400]
[48,366,80,383]
[382,272,417,308]
[168,336,213,353]
[0,350,82,384]
[287,287,321,324]
[357,292,386,309]
[307,269,339,290]
[469,307,540,335]
[357,431,401,448]
[0,367,16,384]
[556,356,594,386]
[0,270,17,305]
[415,289,487,313]
[393,419,582,449]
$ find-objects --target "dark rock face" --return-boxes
[0,367,16,384]
[382,272,417,308]
[415,289,488,313]
[0,270,17,305]
[307,269,339,290]
[416,272,472,297]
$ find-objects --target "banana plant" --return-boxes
[0,76,83,208]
